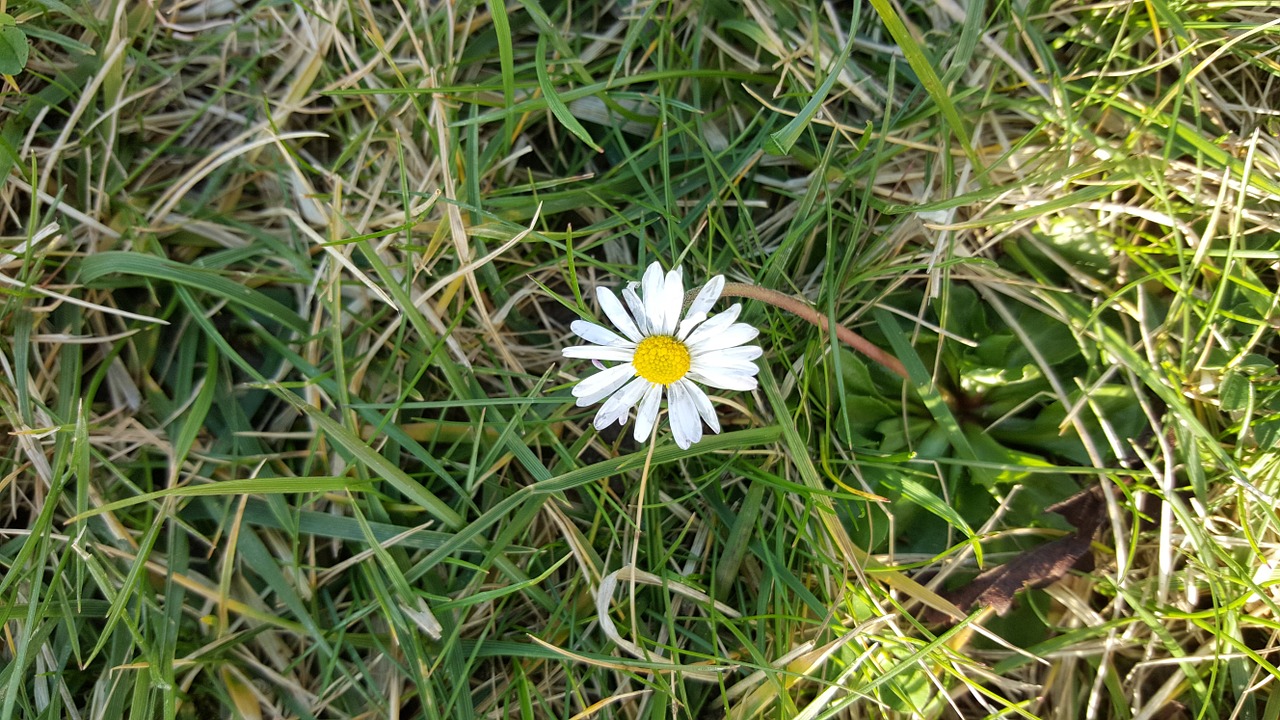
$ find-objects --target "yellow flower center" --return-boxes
[632,335,691,385]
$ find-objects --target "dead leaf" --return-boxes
[926,485,1105,624]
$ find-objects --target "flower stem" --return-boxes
[719,282,911,381]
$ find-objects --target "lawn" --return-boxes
[2,0,1280,718]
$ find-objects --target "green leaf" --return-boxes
[1220,371,1252,413]
[0,15,29,75]
[937,285,988,339]
[965,426,1056,485]
[844,390,897,418]
[836,348,882,398]
[1254,418,1280,448]
[1238,354,1276,376]
[873,308,992,483]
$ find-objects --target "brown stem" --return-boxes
[717,282,910,381]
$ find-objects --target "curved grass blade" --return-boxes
[865,0,980,169]
[79,252,309,336]
[535,35,602,153]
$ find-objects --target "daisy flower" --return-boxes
[563,261,762,449]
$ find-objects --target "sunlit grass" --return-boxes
[1,0,1279,718]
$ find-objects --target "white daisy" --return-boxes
[562,261,762,449]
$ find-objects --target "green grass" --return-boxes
[2,0,1280,718]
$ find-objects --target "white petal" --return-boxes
[562,345,636,362]
[658,267,684,335]
[677,275,724,339]
[593,376,650,429]
[668,381,701,448]
[572,363,636,406]
[621,285,650,335]
[676,318,703,340]
[679,379,720,434]
[693,363,760,381]
[692,355,761,375]
[641,263,666,331]
[704,345,763,363]
[688,366,759,391]
[687,275,724,317]
[683,304,742,348]
[597,287,642,342]
[571,320,632,348]
[633,383,664,443]
[689,323,759,354]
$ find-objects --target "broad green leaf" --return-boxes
[0,15,28,76]
[1219,371,1251,413]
